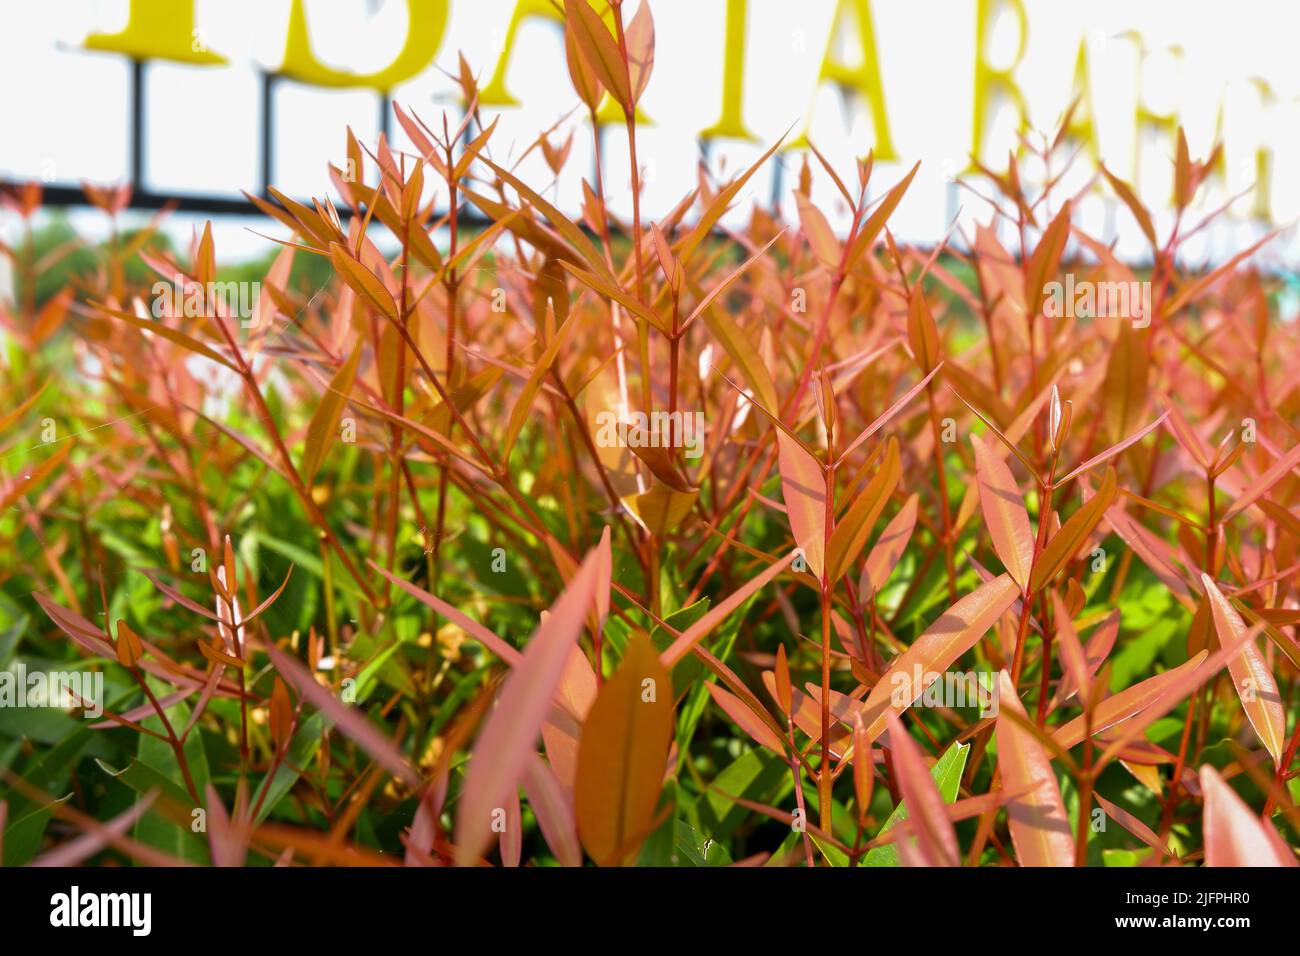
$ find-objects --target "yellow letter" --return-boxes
[792,0,896,158]
[84,0,226,65]
[279,0,448,90]
[699,0,756,142]
[1063,36,1100,164]
[1216,76,1268,222]
[483,0,647,125]
[1133,35,1182,148]
[970,0,1028,170]
[1124,33,1186,202]
[481,0,561,107]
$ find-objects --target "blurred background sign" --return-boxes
[2,0,1294,263]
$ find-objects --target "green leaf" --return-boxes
[132,685,210,863]
[863,741,969,866]
[0,615,27,669]
[3,793,71,866]
[811,831,850,866]
[254,712,327,825]
[635,782,678,866]
[354,638,407,703]
[672,820,733,867]
[5,722,97,820]
[96,757,194,809]
[692,748,789,842]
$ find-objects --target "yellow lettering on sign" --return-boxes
[970,0,1028,170]
[482,0,562,106]
[1064,38,1099,164]
[1215,77,1272,222]
[280,0,448,90]
[792,0,895,158]
[1243,79,1273,221]
[700,0,756,142]
[83,0,226,65]
[1127,33,1184,202]
[482,0,647,125]
[1134,37,1183,147]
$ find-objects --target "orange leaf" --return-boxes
[859,493,918,600]
[115,620,143,669]
[825,436,901,585]
[1223,440,1300,521]
[1200,765,1296,867]
[1058,411,1168,485]
[973,432,1033,592]
[95,302,239,372]
[1029,467,1117,594]
[906,289,941,371]
[1100,164,1157,250]
[623,0,655,105]
[522,754,582,867]
[845,162,920,270]
[1049,593,1093,708]
[502,303,580,459]
[1023,201,1071,318]
[565,22,604,111]
[777,431,827,580]
[774,644,793,715]
[852,713,874,821]
[685,231,784,332]
[329,243,398,322]
[796,192,840,270]
[886,712,958,866]
[701,303,779,414]
[564,0,632,112]
[1106,320,1150,443]
[269,676,293,750]
[0,441,72,514]
[857,575,1021,744]
[705,683,784,753]
[1174,127,1192,209]
[575,633,674,865]
[1203,574,1286,767]
[301,342,362,485]
[454,542,604,865]
[1053,651,1208,751]
[995,671,1074,866]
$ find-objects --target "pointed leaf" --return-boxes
[858,575,1020,744]
[1029,468,1117,594]
[575,634,674,865]
[1200,765,1296,867]
[1203,574,1286,767]
[455,544,603,864]
[860,493,918,600]
[886,713,958,866]
[565,0,633,110]
[995,671,1073,866]
[973,432,1033,591]
[826,437,901,585]
[705,683,784,753]
[777,431,826,580]
[302,342,362,484]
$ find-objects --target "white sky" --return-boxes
[2,0,1298,266]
